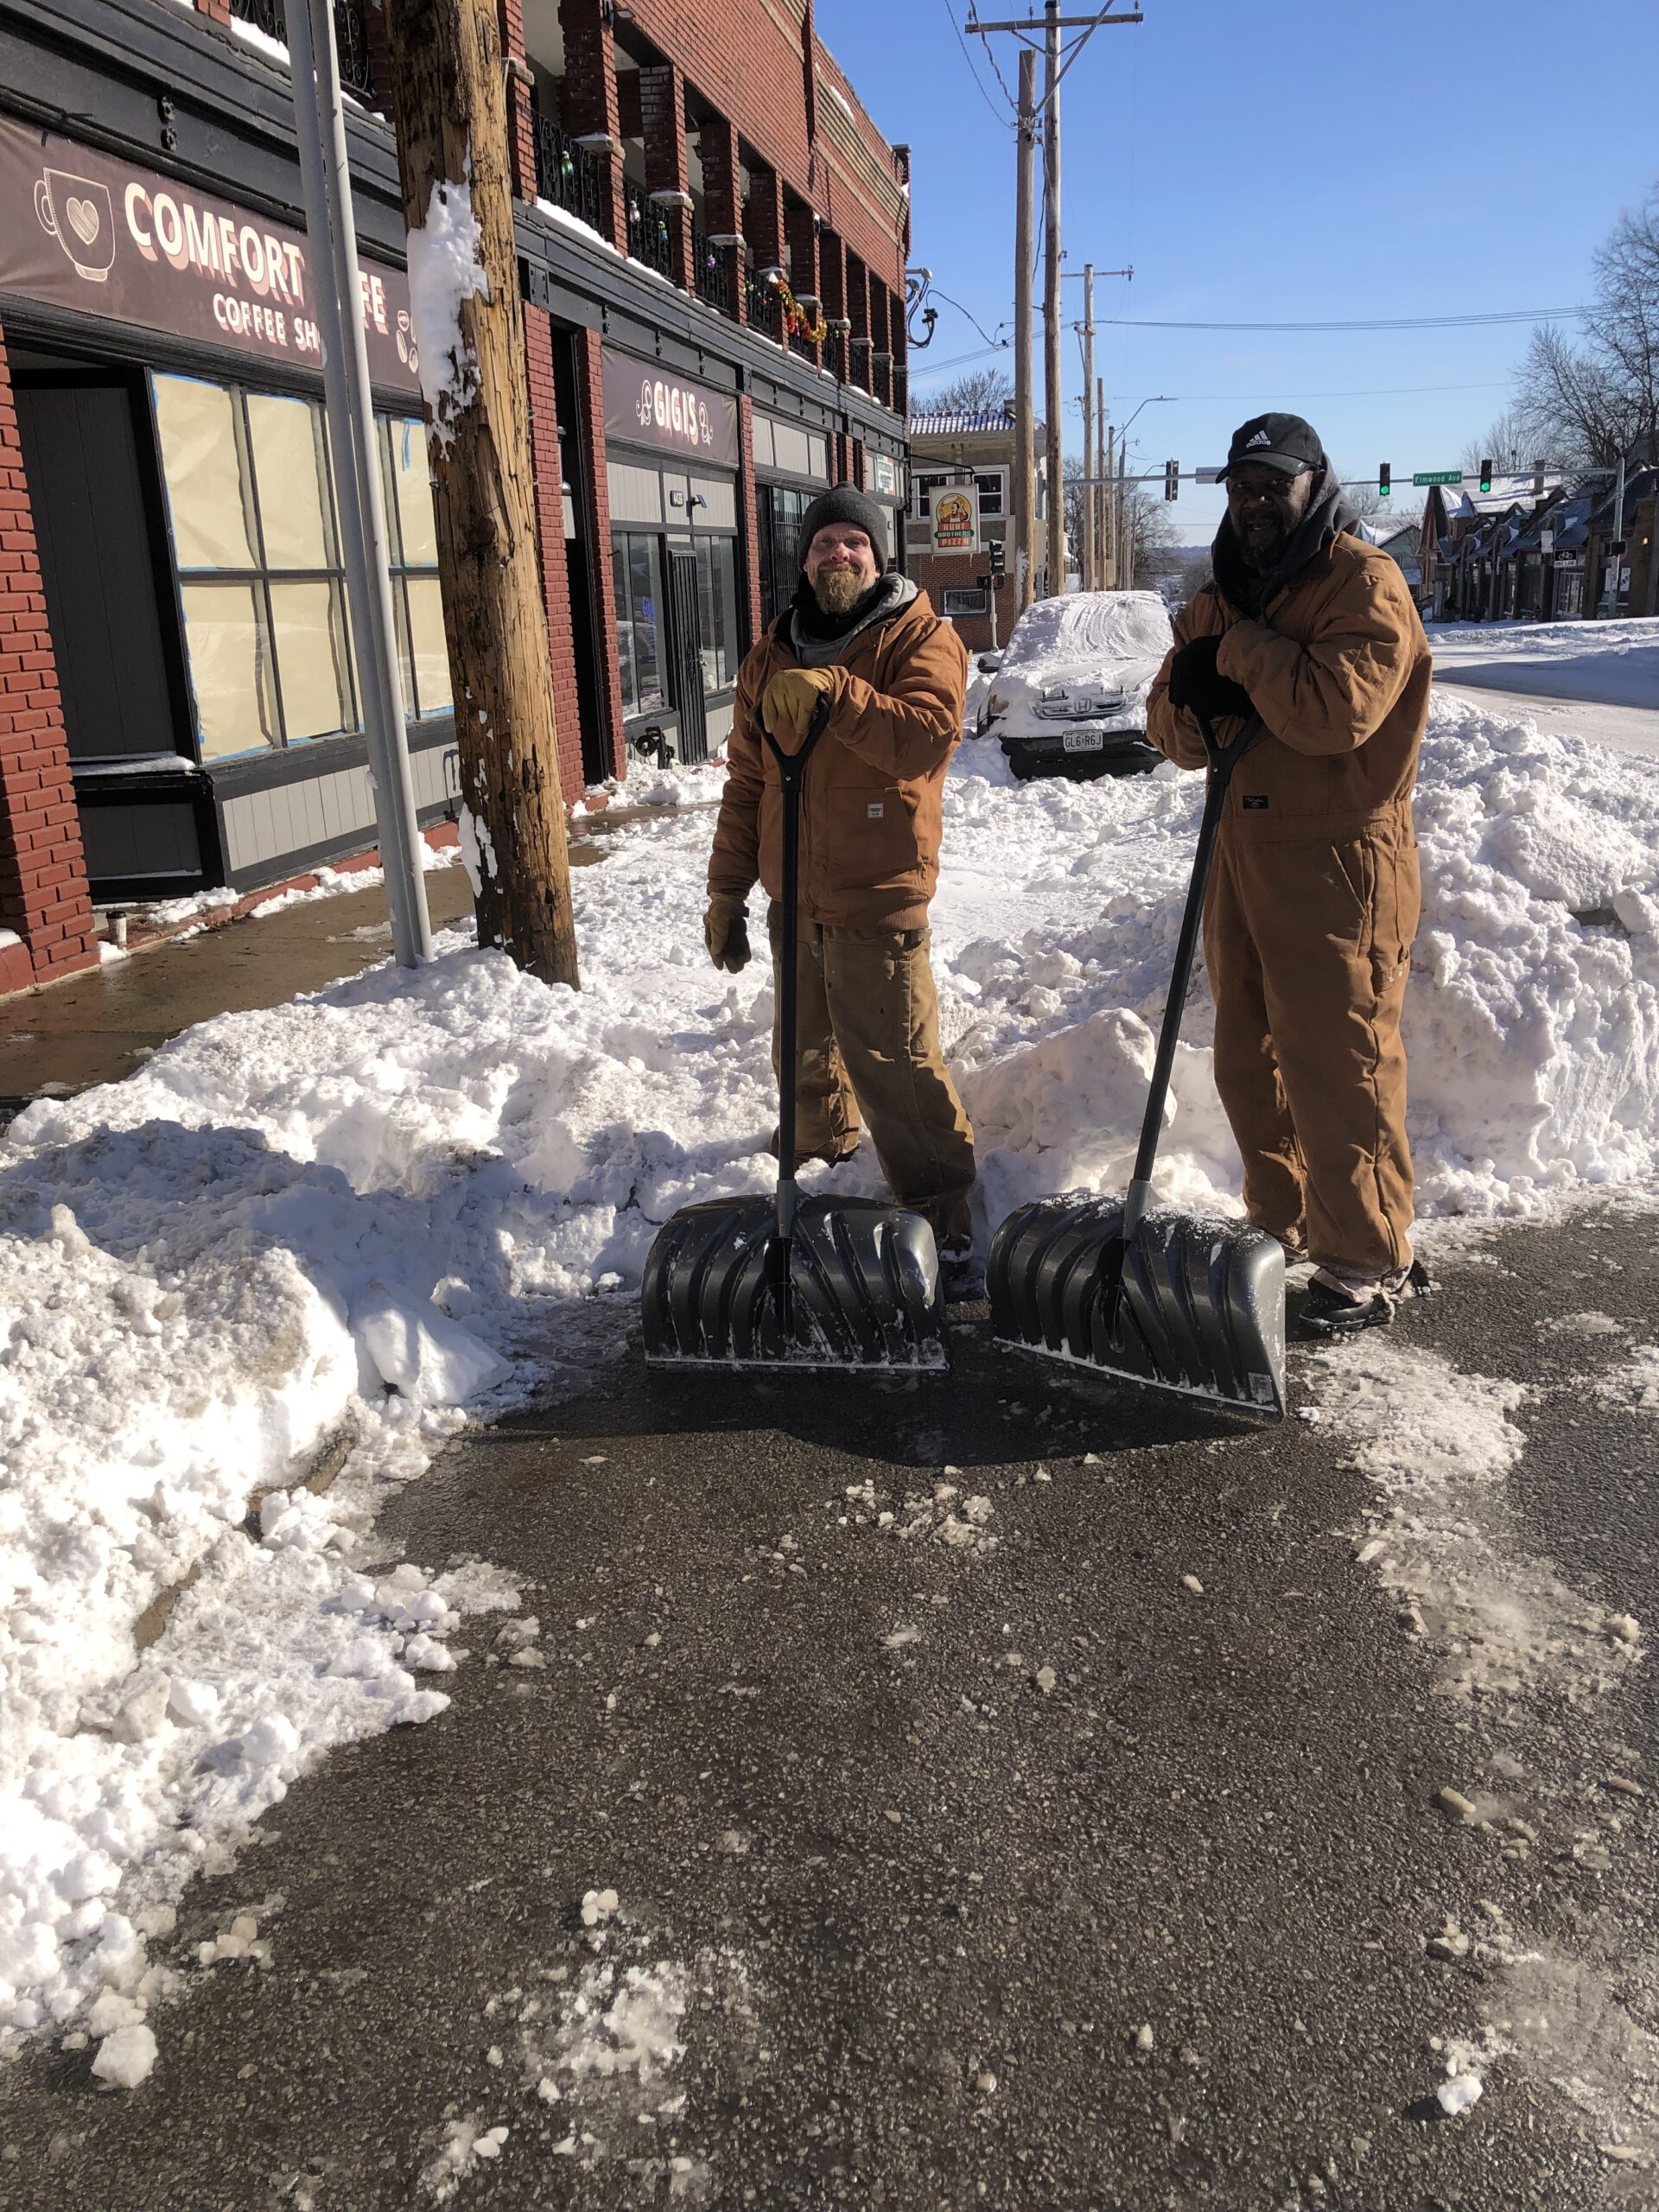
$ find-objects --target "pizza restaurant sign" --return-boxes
[0,118,419,393]
[927,480,978,554]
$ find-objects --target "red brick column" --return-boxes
[640,63,694,293]
[562,0,626,253]
[0,321,97,991]
[194,0,231,25]
[699,114,747,327]
[578,328,625,780]
[739,395,764,652]
[493,0,539,204]
[870,283,892,410]
[522,308,586,802]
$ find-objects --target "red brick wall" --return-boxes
[522,308,589,802]
[624,0,906,287]
[0,320,98,990]
[912,550,1008,654]
[738,395,764,654]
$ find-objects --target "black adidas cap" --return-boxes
[1222,412,1324,479]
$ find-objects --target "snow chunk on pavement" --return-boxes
[352,1284,510,1407]
[91,2022,157,2088]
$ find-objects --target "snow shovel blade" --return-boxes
[642,1193,948,1370]
[987,1195,1287,1420]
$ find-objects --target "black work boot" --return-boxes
[1299,1258,1433,1341]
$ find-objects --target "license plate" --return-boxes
[1062,730,1104,753]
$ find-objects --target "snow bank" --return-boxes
[1427,615,1659,712]
[3,686,1656,2047]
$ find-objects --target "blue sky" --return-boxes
[819,0,1659,541]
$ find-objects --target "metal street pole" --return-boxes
[1013,48,1037,614]
[1610,452,1627,617]
[286,0,432,967]
[1042,0,1063,595]
[1103,419,1115,586]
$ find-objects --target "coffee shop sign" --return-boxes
[637,373,714,452]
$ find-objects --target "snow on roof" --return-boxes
[909,409,1016,436]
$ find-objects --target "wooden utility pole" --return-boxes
[1013,49,1037,615]
[383,0,580,988]
[1096,378,1108,586]
[1078,263,1096,590]
[1042,0,1063,595]
[1103,420,1116,587]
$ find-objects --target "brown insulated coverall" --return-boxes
[1146,535,1432,1278]
[709,588,976,1236]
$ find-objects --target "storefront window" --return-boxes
[155,372,350,758]
[378,416,452,718]
[756,485,815,628]
[694,537,740,691]
[154,375,451,760]
[613,531,666,715]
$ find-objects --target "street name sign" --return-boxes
[1413,470,1463,487]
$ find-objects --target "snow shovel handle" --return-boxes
[1121,710,1262,1237]
[760,694,836,1244]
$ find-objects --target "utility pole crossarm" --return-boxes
[971,15,1143,29]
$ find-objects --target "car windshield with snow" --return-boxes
[971,590,1174,781]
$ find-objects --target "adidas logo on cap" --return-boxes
[1245,429,1273,448]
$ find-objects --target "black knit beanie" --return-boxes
[796,484,888,572]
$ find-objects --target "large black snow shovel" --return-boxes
[641,699,948,1371]
[986,710,1287,1421]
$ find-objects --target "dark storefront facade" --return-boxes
[0,0,912,991]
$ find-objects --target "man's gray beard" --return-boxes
[1241,527,1287,576]
[812,567,866,616]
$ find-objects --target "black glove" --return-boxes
[1166,634,1255,724]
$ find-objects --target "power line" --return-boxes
[1105,378,1512,401]
[1101,308,1585,333]
[942,1,1015,125]
[927,288,1010,351]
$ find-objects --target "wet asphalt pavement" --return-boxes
[2,1200,1657,2212]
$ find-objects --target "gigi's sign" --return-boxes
[0,118,419,394]
[601,346,739,468]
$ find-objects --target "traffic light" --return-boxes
[988,536,1006,576]
[1164,459,1179,501]
[1479,457,1493,493]
[1378,462,1391,499]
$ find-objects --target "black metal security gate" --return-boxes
[666,548,708,765]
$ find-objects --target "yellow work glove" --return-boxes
[703,893,751,973]
[760,665,838,747]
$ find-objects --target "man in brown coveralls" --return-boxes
[703,486,979,1292]
[1147,413,1433,1337]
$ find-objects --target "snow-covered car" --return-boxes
[972,590,1173,780]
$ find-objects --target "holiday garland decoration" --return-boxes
[766,270,829,346]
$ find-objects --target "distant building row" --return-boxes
[1420,466,1659,624]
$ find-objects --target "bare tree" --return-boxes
[912,365,1015,420]
[1499,184,1659,473]
[1119,483,1179,591]
[1459,407,1529,480]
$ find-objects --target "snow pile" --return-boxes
[2,678,1656,2048]
[405,172,490,448]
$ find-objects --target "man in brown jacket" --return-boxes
[704,485,977,1281]
[1146,414,1433,1337]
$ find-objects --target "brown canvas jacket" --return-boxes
[708,588,969,931]
[1146,533,1432,842]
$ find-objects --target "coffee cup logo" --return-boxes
[35,170,115,282]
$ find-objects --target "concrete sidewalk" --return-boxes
[3,1201,1655,2208]
[0,803,672,1115]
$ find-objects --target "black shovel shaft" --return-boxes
[1122,710,1261,1235]
[760,696,834,1246]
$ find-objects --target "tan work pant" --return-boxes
[767,906,976,1246]
[1204,817,1420,1280]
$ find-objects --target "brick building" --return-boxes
[0,0,912,992]
[904,407,1051,657]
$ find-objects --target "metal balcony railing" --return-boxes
[229,0,375,105]
[690,223,731,317]
[532,110,606,236]
[623,176,677,283]
[788,320,817,364]
[746,276,783,344]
